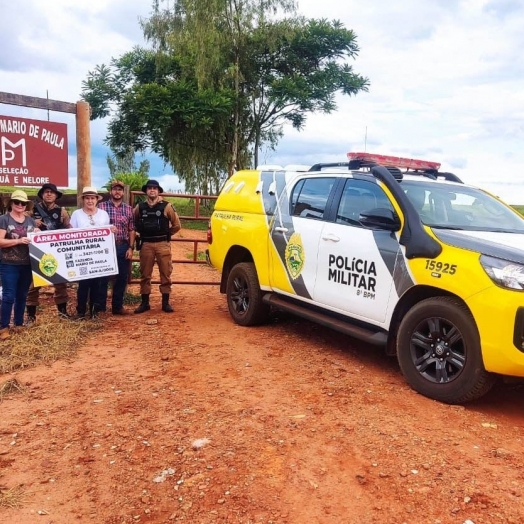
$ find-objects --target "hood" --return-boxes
[432,229,524,265]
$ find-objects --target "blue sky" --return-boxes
[2,0,524,203]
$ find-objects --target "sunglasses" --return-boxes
[88,215,95,226]
[12,200,28,207]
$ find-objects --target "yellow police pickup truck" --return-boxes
[207,153,524,404]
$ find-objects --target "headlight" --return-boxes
[480,255,524,290]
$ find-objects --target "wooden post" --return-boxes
[76,101,91,207]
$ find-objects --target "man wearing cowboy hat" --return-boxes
[26,183,72,322]
[133,179,181,314]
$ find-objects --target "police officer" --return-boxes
[133,180,181,314]
[27,183,72,321]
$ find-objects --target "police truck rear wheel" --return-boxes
[397,297,495,404]
[226,262,270,326]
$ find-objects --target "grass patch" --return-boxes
[130,261,141,279]
[0,485,25,508]
[512,205,524,216]
[181,219,209,231]
[169,196,215,216]
[0,378,25,401]
[185,251,207,261]
[123,291,142,305]
[0,315,103,375]
[168,197,214,231]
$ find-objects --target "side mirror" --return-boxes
[359,208,401,231]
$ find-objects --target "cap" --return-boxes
[110,180,125,189]
[10,189,30,202]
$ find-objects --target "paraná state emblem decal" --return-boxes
[285,232,305,280]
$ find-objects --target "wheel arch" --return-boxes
[220,246,254,293]
[386,285,477,356]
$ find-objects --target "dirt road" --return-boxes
[1,231,524,524]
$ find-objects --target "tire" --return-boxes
[397,297,495,404]
[226,262,270,326]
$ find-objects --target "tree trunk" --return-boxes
[229,54,240,178]
[253,127,260,169]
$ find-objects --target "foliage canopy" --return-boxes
[81,0,369,194]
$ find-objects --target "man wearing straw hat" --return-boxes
[26,183,72,322]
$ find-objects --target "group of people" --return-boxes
[0,179,181,339]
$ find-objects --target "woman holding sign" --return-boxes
[0,190,39,339]
[70,187,112,320]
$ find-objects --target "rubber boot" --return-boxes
[26,305,37,324]
[57,302,71,319]
[134,294,151,314]
[161,293,174,313]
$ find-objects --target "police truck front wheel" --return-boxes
[397,297,495,404]
[226,262,269,326]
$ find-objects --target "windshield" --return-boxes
[401,181,524,233]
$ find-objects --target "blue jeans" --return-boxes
[98,243,130,312]
[0,263,33,328]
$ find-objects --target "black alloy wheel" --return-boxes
[226,262,269,326]
[410,315,465,384]
[397,297,495,404]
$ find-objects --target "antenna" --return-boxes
[46,90,50,121]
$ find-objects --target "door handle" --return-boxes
[274,227,288,232]
[322,233,340,242]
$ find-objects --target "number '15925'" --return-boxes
[425,260,457,274]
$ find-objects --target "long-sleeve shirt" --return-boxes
[98,200,135,243]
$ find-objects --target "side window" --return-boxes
[336,179,394,226]
[290,177,335,219]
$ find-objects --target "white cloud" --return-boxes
[156,174,186,193]
[1,0,523,203]
[265,0,524,203]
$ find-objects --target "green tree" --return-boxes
[141,0,298,174]
[243,17,369,167]
[107,147,150,179]
[81,0,369,193]
[83,48,234,194]
[103,146,151,194]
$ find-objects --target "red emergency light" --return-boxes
[347,152,441,171]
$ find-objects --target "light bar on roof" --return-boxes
[347,152,441,171]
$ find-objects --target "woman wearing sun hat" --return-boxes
[70,187,112,319]
[0,189,39,339]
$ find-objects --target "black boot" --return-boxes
[134,294,151,314]
[90,303,106,319]
[26,305,37,323]
[57,302,71,319]
[161,293,174,313]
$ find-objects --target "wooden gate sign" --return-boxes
[0,114,68,187]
